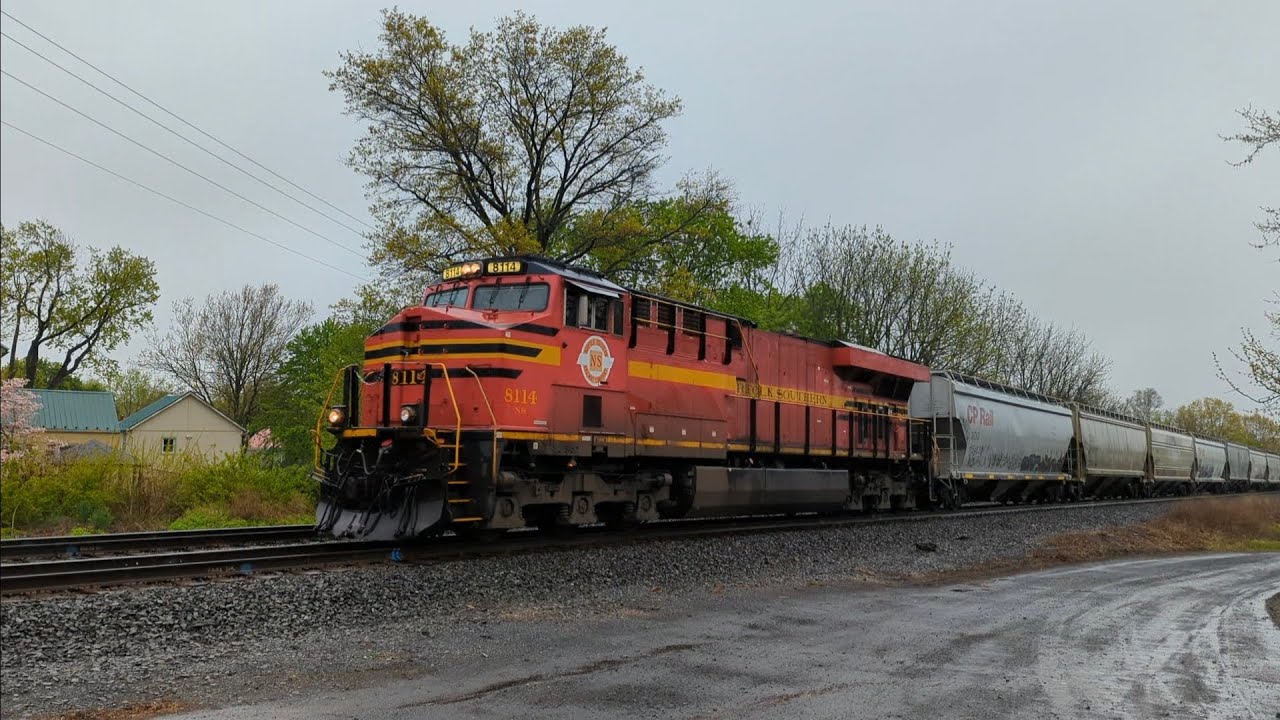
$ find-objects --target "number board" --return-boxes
[486,260,524,275]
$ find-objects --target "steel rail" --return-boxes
[0,540,401,595]
[6,493,1264,596]
[0,524,317,560]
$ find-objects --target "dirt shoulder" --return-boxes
[910,494,1280,587]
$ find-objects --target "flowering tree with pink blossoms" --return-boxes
[1,377,44,460]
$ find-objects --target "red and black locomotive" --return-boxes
[314,256,935,539]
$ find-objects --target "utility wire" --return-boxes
[2,69,365,259]
[0,30,371,240]
[1,120,364,281]
[0,9,375,232]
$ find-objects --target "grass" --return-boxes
[910,494,1280,587]
[1034,494,1280,564]
[0,451,315,536]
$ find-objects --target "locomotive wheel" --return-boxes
[598,502,640,531]
[530,504,573,536]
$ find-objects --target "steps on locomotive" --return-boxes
[437,432,484,524]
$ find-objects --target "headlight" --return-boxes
[326,406,346,427]
[399,405,418,424]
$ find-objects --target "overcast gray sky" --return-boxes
[1,0,1276,410]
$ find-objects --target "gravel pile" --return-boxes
[1,502,1171,718]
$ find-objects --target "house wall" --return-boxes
[41,430,120,448]
[124,396,243,459]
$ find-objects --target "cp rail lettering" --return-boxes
[967,405,994,426]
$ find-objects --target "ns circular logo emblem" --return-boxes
[578,335,614,387]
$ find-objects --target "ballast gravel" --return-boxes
[1,502,1173,718]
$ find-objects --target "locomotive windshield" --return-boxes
[473,282,549,311]
[424,286,469,308]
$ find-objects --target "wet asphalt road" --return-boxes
[173,553,1280,720]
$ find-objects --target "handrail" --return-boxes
[425,362,464,470]
[733,319,761,383]
[313,364,355,471]
[464,365,500,483]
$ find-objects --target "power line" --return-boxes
[0,30,372,240]
[1,120,365,281]
[0,8,375,232]
[2,69,365,259]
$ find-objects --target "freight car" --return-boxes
[315,255,1279,539]
[906,373,1078,505]
[1249,449,1270,489]
[315,257,935,540]
[907,372,1273,500]
[1224,442,1251,492]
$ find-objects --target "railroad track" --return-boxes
[3,494,1241,596]
[0,524,317,561]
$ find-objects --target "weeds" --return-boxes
[0,450,315,535]
[1036,495,1280,563]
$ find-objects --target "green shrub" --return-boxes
[168,505,253,530]
[1,449,317,534]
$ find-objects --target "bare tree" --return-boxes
[144,285,312,429]
[997,316,1112,404]
[791,225,1000,371]
[784,224,1058,382]
[1121,387,1165,422]
[1223,106,1279,249]
[1217,106,1279,414]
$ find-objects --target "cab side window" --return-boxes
[565,286,619,334]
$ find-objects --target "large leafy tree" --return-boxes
[144,285,312,429]
[0,221,159,389]
[1,359,107,392]
[1173,397,1244,439]
[727,222,1112,403]
[258,318,371,465]
[579,180,778,305]
[329,10,743,290]
[105,367,173,420]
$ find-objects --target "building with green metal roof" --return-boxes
[27,389,121,449]
[118,392,245,459]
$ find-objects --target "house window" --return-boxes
[162,437,176,453]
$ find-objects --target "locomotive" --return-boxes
[314,256,936,540]
[314,256,1280,540]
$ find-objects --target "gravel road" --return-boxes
[0,501,1228,718]
[168,553,1280,720]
